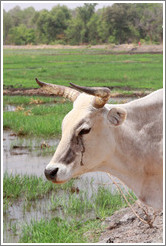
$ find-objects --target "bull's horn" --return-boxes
[35,78,80,102]
[70,83,111,108]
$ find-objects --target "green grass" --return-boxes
[3,172,74,208]
[3,172,136,243]
[19,218,102,243]
[3,100,72,137]
[3,95,62,106]
[3,49,163,90]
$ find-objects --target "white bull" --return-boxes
[36,78,163,210]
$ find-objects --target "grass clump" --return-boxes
[93,186,128,218]
[50,191,93,216]
[3,172,74,206]
[3,102,72,137]
[3,172,56,204]
[19,218,102,243]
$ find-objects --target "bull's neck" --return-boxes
[97,102,163,209]
[97,123,143,195]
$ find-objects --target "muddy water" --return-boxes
[3,130,58,177]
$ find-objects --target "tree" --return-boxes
[8,6,23,26]
[22,7,36,28]
[99,4,140,44]
[8,24,35,45]
[3,10,13,44]
[65,18,84,44]
[66,3,97,44]
[136,3,163,43]
[36,5,71,44]
[87,14,100,44]
[3,3,163,45]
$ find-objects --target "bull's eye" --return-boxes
[79,128,91,136]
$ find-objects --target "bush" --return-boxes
[8,24,36,45]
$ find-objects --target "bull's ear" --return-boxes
[107,107,127,126]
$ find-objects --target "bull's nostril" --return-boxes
[49,168,59,178]
[44,167,59,180]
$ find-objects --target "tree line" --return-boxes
[3,3,163,45]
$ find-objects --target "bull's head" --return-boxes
[36,78,127,184]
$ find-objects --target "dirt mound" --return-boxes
[99,203,163,243]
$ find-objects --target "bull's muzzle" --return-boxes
[44,167,59,181]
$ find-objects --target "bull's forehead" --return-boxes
[62,93,96,132]
[74,93,94,110]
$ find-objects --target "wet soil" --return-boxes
[99,203,163,243]
[3,86,152,98]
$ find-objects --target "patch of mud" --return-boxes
[3,87,152,98]
[98,203,163,243]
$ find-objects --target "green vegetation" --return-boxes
[3,100,72,137]
[19,218,102,243]
[3,95,62,105]
[4,172,136,243]
[4,3,162,45]
[3,49,163,90]
[3,172,74,206]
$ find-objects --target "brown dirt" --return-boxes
[3,44,163,54]
[3,87,152,98]
[98,202,163,244]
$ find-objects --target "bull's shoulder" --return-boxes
[127,88,163,108]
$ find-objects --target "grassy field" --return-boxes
[4,173,136,243]
[3,49,163,90]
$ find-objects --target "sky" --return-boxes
[2,1,114,12]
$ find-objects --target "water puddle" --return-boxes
[3,130,58,177]
[3,190,68,243]
[4,105,16,111]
